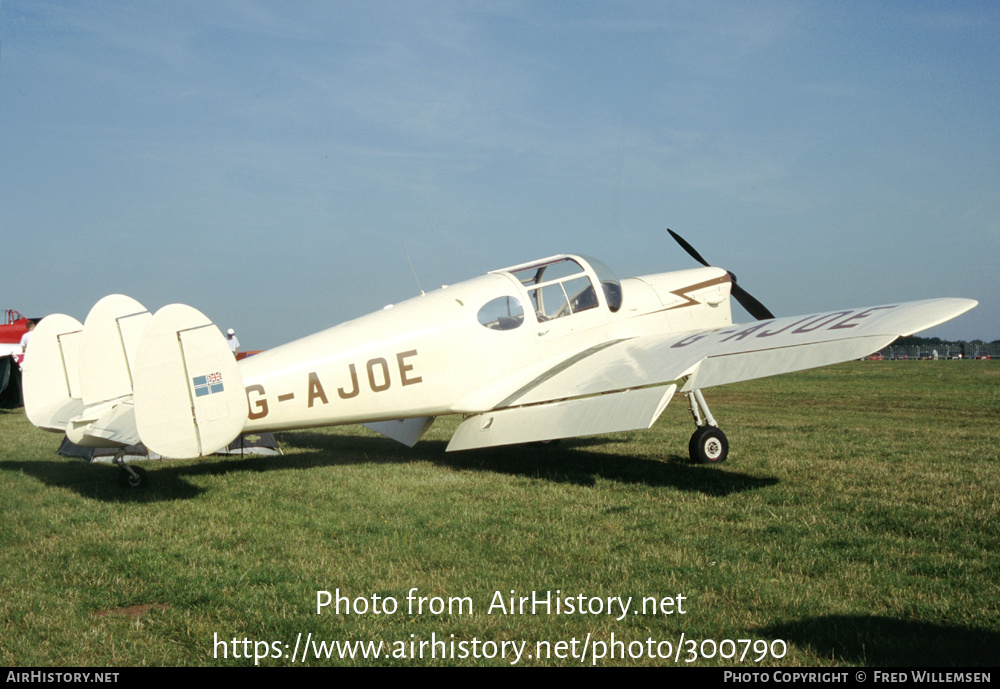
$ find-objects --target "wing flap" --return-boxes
[446,384,675,451]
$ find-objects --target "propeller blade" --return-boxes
[668,228,775,320]
[731,281,775,320]
[667,229,710,267]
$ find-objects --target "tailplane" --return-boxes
[25,298,249,459]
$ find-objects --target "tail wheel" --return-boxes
[689,426,729,464]
[118,465,148,489]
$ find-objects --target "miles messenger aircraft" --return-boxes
[23,231,976,488]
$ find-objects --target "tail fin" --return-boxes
[53,295,150,448]
[79,295,151,406]
[133,304,248,458]
[22,314,85,432]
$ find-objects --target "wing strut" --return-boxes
[688,389,718,428]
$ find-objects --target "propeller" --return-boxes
[667,229,775,320]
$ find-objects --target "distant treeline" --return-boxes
[895,335,999,346]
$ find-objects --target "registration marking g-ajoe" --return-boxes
[246,349,422,420]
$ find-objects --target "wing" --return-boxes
[445,298,976,451]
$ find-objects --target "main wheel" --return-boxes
[118,465,148,488]
[689,426,729,464]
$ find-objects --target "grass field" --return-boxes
[1,361,997,667]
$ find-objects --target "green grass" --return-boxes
[1,361,997,666]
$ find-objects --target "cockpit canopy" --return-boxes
[477,255,622,331]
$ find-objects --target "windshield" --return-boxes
[501,255,622,321]
[579,255,623,312]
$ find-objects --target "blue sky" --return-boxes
[2,1,997,348]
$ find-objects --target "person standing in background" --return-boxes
[227,328,240,357]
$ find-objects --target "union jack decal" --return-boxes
[193,372,225,397]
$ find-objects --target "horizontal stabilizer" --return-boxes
[446,384,675,451]
[133,304,248,458]
[22,314,85,432]
[66,399,140,447]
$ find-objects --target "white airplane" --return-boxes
[23,232,976,488]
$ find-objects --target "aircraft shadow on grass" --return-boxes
[278,430,778,494]
[0,458,207,502]
[1,431,777,503]
[759,615,999,666]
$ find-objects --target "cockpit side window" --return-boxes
[528,275,598,321]
[529,283,568,320]
[564,276,598,313]
[477,296,525,331]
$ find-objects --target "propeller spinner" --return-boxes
[667,229,775,321]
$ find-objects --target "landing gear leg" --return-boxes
[686,390,729,464]
[114,454,148,488]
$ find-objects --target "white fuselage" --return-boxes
[240,257,732,433]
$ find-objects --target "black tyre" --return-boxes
[118,465,148,488]
[689,426,728,464]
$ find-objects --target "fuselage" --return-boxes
[240,255,733,433]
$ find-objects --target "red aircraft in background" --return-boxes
[1,310,36,362]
